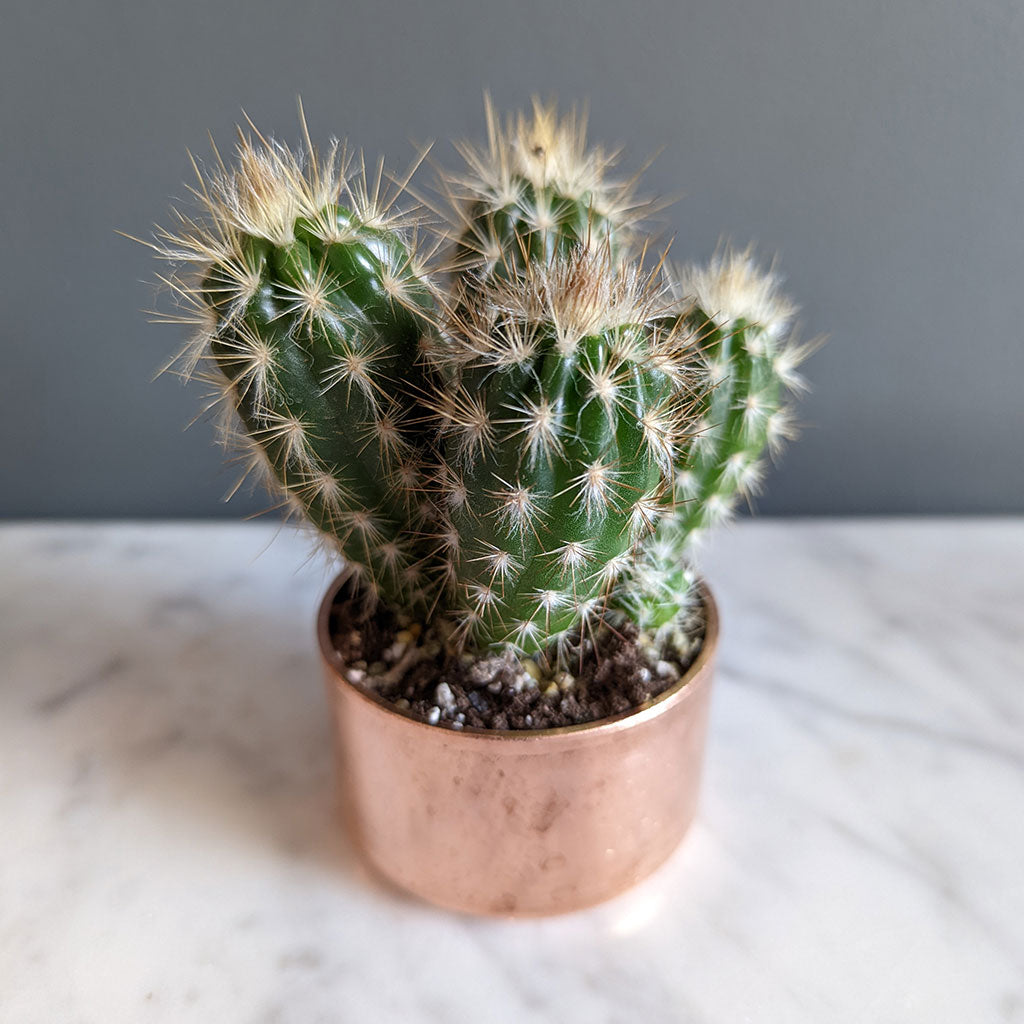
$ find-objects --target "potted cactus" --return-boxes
[148,101,807,915]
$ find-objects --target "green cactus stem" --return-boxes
[154,135,439,607]
[617,249,807,636]
[430,249,698,655]
[443,99,645,288]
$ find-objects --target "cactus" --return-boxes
[149,104,808,669]
[443,98,643,289]
[614,249,808,638]
[428,248,697,654]
[152,134,440,608]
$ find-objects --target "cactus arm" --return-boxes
[615,251,801,637]
[454,184,617,282]
[435,256,680,655]
[675,315,778,536]
[200,200,439,607]
[445,99,643,293]
[615,316,776,633]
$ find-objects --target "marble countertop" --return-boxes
[1,520,1021,1023]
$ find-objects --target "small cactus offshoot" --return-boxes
[443,99,646,292]
[148,102,808,667]
[610,248,812,642]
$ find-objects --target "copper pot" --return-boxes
[317,575,718,916]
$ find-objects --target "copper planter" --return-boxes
[317,576,718,916]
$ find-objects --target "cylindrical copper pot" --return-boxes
[317,575,717,916]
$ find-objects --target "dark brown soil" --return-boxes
[328,590,705,731]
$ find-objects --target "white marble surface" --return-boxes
[1,520,1021,1023]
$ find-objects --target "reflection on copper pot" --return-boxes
[318,576,717,916]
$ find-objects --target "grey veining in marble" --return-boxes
[1,520,1022,1023]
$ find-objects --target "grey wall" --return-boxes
[2,0,1021,517]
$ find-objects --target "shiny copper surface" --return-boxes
[317,578,718,916]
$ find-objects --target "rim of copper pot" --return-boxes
[317,572,718,746]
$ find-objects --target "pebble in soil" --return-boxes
[328,595,705,731]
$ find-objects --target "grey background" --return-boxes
[1,0,1021,518]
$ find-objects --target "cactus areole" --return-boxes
[149,100,810,727]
